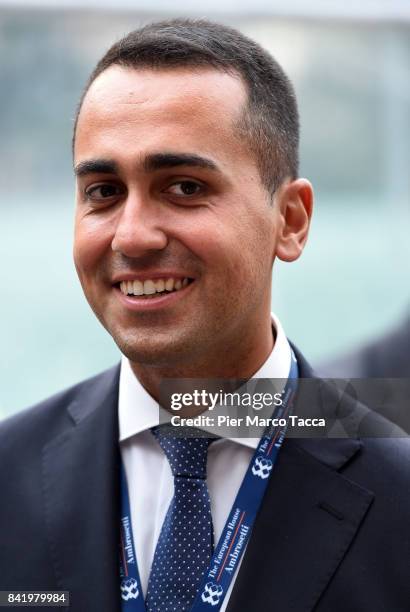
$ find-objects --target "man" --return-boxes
[0,19,409,612]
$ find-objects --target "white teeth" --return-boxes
[133,280,144,295]
[119,277,191,296]
[155,279,165,292]
[143,280,156,295]
[165,278,175,291]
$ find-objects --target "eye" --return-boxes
[84,183,123,201]
[164,181,203,197]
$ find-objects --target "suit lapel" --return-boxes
[226,436,373,611]
[42,365,121,612]
[227,344,374,611]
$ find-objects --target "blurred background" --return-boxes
[1,0,409,417]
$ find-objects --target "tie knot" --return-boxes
[152,425,216,479]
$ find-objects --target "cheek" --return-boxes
[181,218,240,273]
[179,225,256,304]
[178,207,274,276]
[73,214,111,278]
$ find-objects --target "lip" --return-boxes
[113,279,195,311]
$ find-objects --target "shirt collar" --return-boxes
[119,312,291,449]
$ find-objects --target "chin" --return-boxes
[111,329,199,367]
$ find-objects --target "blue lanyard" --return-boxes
[119,352,298,611]
[119,462,145,608]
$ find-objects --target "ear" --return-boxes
[275,178,313,262]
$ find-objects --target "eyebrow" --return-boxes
[143,152,219,173]
[74,152,220,178]
[74,159,118,177]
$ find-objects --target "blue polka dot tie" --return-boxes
[145,426,216,612]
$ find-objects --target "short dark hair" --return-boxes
[73,18,299,194]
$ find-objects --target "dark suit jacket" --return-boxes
[1,347,409,611]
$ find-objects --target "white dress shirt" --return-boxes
[119,312,291,611]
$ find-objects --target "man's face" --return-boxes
[73,66,282,369]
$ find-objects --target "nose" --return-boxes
[111,193,168,257]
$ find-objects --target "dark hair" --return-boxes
[73,18,299,194]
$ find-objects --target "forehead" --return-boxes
[74,65,250,165]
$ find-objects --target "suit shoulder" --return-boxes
[340,437,410,515]
[0,364,120,448]
[360,437,410,477]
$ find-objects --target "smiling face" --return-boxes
[73,66,294,376]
